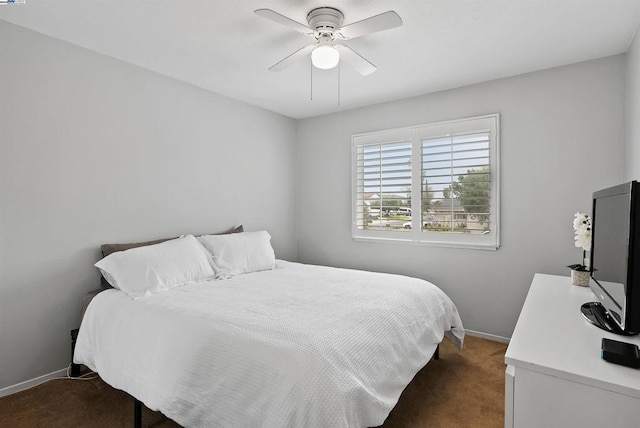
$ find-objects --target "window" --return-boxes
[352,114,499,249]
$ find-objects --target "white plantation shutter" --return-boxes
[422,131,491,234]
[355,140,412,231]
[352,115,499,249]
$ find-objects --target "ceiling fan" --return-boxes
[254,6,402,76]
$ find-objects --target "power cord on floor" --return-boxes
[9,364,100,395]
[65,363,99,381]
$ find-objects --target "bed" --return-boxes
[73,230,464,428]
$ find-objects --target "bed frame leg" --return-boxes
[134,399,142,428]
[434,343,440,360]
[70,329,81,377]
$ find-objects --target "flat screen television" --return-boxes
[581,181,640,335]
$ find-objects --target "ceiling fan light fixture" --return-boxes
[311,44,340,69]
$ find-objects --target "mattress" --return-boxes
[74,261,464,427]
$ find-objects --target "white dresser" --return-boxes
[504,273,640,428]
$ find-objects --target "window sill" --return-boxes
[352,235,500,250]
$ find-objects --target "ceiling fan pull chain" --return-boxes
[338,62,341,107]
[310,57,313,101]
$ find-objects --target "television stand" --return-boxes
[580,301,637,336]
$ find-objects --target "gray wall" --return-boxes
[626,28,640,180]
[296,56,626,339]
[0,21,297,389]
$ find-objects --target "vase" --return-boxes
[570,269,590,287]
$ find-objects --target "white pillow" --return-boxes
[198,230,275,277]
[95,234,215,298]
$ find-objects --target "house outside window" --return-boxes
[352,114,500,249]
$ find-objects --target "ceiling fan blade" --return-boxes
[254,9,313,35]
[337,11,402,40]
[268,44,315,72]
[335,44,376,76]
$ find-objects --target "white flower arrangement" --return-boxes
[568,212,591,271]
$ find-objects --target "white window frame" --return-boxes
[352,114,500,250]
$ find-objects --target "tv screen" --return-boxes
[587,181,640,335]
[591,191,629,324]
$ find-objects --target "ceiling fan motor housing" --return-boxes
[307,7,344,39]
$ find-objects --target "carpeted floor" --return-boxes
[0,335,507,428]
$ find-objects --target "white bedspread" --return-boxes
[74,261,464,428]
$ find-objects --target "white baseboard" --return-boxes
[465,329,511,344]
[0,367,69,398]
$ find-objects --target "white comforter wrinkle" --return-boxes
[74,261,464,428]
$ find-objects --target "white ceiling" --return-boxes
[1,0,640,119]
